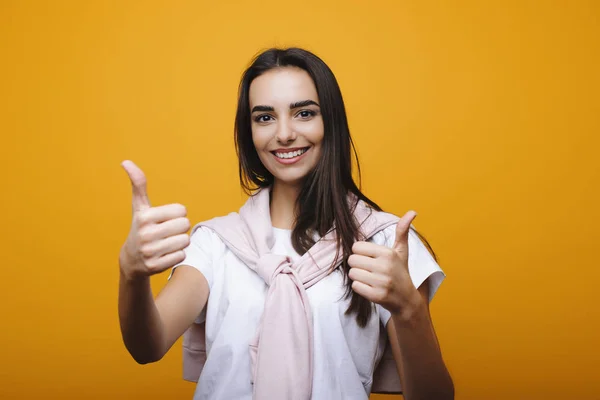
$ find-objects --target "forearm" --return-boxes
[118,265,167,364]
[391,297,454,400]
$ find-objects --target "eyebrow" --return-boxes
[251,99,320,113]
[290,100,319,109]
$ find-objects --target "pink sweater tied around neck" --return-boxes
[180,188,403,398]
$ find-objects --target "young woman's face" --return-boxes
[249,67,324,188]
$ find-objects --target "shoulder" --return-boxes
[189,223,222,243]
[169,215,235,288]
[368,221,422,252]
[188,213,237,256]
[368,222,398,247]
[368,218,437,267]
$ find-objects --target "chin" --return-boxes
[271,173,309,187]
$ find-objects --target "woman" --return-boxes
[118,47,454,400]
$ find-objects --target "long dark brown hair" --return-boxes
[234,47,438,327]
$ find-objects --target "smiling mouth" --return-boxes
[272,147,310,159]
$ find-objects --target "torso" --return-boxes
[186,225,396,400]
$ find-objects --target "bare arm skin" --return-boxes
[386,280,454,400]
[118,264,209,364]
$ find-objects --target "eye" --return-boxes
[297,110,316,119]
[254,114,273,123]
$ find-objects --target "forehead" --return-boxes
[249,67,319,107]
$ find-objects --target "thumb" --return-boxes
[392,210,417,252]
[121,160,151,212]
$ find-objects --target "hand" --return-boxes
[348,210,419,315]
[119,160,191,281]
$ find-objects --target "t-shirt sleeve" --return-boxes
[371,223,446,327]
[167,224,224,324]
[167,224,221,288]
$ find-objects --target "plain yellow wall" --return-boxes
[1,1,599,399]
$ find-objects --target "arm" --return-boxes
[118,160,209,365]
[348,212,453,400]
[118,264,209,364]
[386,278,454,400]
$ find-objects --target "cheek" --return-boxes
[293,119,324,143]
[251,124,273,150]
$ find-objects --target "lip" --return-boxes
[271,146,310,165]
[272,146,308,153]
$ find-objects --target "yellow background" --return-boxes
[1,1,599,399]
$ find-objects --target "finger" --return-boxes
[141,234,190,259]
[351,280,377,301]
[348,267,381,287]
[140,217,190,242]
[139,203,187,224]
[156,234,190,257]
[122,160,151,212]
[392,210,417,251]
[149,250,187,273]
[155,217,191,238]
[351,241,389,258]
[347,253,378,272]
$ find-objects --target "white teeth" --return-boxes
[275,148,308,159]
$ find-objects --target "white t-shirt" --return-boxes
[171,223,445,400]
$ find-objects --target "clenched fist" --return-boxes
[119,160,191,280]
[348,210,419,315]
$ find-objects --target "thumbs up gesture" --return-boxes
[119,160,191,281]
[348,211,419,315]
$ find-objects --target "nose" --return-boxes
[276,119,297,144]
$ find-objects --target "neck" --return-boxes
[269,181,301,230]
